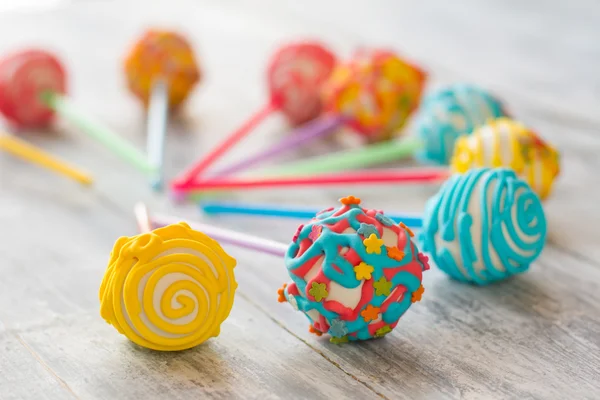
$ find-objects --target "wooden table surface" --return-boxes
[1,1,599,399]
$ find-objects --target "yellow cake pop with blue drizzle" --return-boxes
[99,222,237,351]
[451,118,560,199]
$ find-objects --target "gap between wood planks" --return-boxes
[14,333,81,400]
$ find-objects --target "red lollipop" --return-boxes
[0,49,153,172]
[172,41,337,187]
[0,50,66,128]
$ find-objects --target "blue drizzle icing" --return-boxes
[414,84,506,165]
[420,168,547,285]
[284,206,427,341]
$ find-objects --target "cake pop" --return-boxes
[149,197,430,342]
[172,41,337,187]
[248,84,505,179]
[100,204,237,351]
[197,48,428,181]
[415,84,507,164]
[451,118,560,199]
[0,49,153,173]
[420,168,547,285]
[124,29,201,189]
[0,132,92,185]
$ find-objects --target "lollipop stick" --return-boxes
[147,80,169,190]
[175,168,448,194]
[152,211,288,257]
[259,135,423,177]
[0,134,92,185]
[41,91,155,173]
[210,114,347,177]
[200,201,423,228]
[134,202,153,233]
[173,99,281,186]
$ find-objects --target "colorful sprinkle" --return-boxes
[360,305,380,322]
[353,262,375,280]
[277,283,288,303]
[386,246,405,261]
[330,335,349,345]
[357,223,378,238]
[292,224,304,242]
[309,325,323,336]
[373,277,392,296]
[308,282,328,301]
[329,319,349,338]
[411,285,425,303]
[363,234,384,254]
[417,252,431,271]
[375,325,392,337]
[376,213,395,227]
[399,222,415,237]
[309,225,323,241]
[339,195,361,206]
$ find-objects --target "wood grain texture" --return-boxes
[0,0,599,399]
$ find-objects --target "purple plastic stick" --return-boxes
[152,212,288,258]
[212,114,347,177]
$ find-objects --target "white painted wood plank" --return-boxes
[17,298,379,400]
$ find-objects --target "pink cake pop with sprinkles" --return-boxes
[281,196,430,342]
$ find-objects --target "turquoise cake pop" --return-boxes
[415,84,507,165]
[420,168,547,285]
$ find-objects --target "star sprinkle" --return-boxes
[308,325,323,337]
[411,285,425,303]
[329,319,348,337]
[375,213,395,227]
[309,225,323,241]
[357,223,378,238]
[339,195,361,206]
[375,325,392,337]
[418,252,431,271]
[354,262,374,280]
[308,282,328,302]
[373,277,392,296]
[363,234,384,254]
[386,246,405,261]
[360,304,380,322]
[399,222,415,237]
[277,283,287,303]
[292,224,304,242]
[330,336,349,345]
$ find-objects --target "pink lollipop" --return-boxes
[172,41,337,186]
[268,42,338,125]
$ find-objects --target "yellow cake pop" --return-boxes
[451,118,560,199]
[99,220,237,351]
[124,29,201,109]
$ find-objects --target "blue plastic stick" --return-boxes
[200,201,423,228]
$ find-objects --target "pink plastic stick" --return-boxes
[173,168,449,193]
[173,99,281,185]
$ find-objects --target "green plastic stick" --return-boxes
[42,92,155,173]
[259,135,424,177]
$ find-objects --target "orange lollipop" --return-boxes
[124,29,201,109]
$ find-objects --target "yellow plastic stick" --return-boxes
[0,134,93,185]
